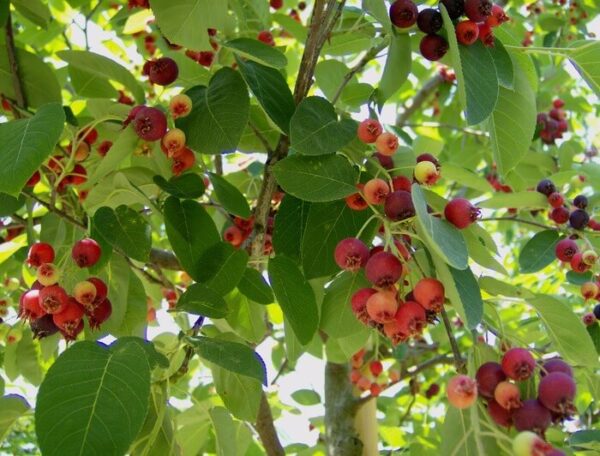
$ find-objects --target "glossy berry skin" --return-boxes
[487,400,512,428]
[223,226,244,247]
[486,4,509,27]
[570,252,590,273]
[413,278,445,313]
[366,290,398,324]
[547,192,564,208]
[87,277,108,303]
[594,304,600,320]
[440,0,465,19]
[569,209,589,230]
[375,132,399,156]
[72,238,102,268]
[550,206,569,224]
[269,0,283,9]
[573,195,588,209]
[417,8,443,34]
[475,362,507,399]
[20,289,46,320]
[27,242,55,268]
[512,431,553,456]
[365,252,403,288]
[419,34,449,61]
[351,288,377,324]
[357,119,383,143]
[395,301,427,337]
[392,176,412,192]
[464,0,492,22]
[478,22,494,47]
[384,190,415,221]
[133,107,167,141]
[502,348,536,381]
[513,399,552,434]
[538,372,576,414]
[161,129,186,157]
[345,187,368,211]
[172,147,196,176]
[536,179,556,196]
[494,381,522,410]
[39,285,69,314]
[88,298,112,329]
[148,57,179,85]
[541,359,573,378]
[444,198,480,229]
[53,299,85,337]
[169,94,193,119]
[37,263,60,286]
[414,161,439,185]
[334,238,370,271]
[456,20,479,45]
[363,178,390,205]
[73,281,97,306]
[555,238,578,262]
[446,375,478,409]
[389,0,418,28]
[369,360,383,377]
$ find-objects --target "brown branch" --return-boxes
[248,122,274,154]
[255,393,285,456]
[214,155,223,176]
[441,308,467,374]
[5,11,26,110]
[395,73,444,127]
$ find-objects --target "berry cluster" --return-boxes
[388,0,508,62]
[348,351,401,397]
[447,349,576,454]
[536,99,569,145]
[18,240,111,341]
[536,178,598,231]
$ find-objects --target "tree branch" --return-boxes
[5,11,26,110]
[441,308,467,374]
[255,393,285,456]
[395,73,444,127]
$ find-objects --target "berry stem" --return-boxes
[441,307,467,374]
[480,216,557,231]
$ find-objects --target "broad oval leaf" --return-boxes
[176,68,250,154]
[177,283,228,318]
[0,103,65,196]
[237,268,274,305]
[489,39,514,88]
[86,127,139,187]
[273,154,358,202]
[272,195,311,261]
[35,341,151,456]
[568,40,600,96]
[93,205,152,262]
[291,389,321,406]
[210,365,261,422]
[0,394,30,441]
[225,38,287,68]
[449,266,483,330]
[154,173,206,199]
[187,336,267,384]
[376,34,411,107]
[268,255,318,345]
[196,242,249,295]
[518,230,560,273]
[11,0,50,27]
[479,191,547,209]
[209,173,251,218]
[290,96,356,156]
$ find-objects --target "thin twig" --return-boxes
[440,308,467,374]
[5,11,26,110]
[270,358,289,385]
[248,122,274,154]
[480,217,557,231]
[396,74,444,127]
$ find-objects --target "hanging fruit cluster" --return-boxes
[535,99,569,145]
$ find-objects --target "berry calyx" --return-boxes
[419,34,449,61]
[444,198,480,229]
[365,252,403,288]
[464,0,492,22]
[538,372,576,414]
[570,252,590,273]
[582,312,596,326]
[133,107,168,141]
[36,263,60,286]
[161,128,186,157]
[512,399,552,435]
[414,160,440,185]
[456,20,479,45]
[494,381,522,410]
[582,250,598,266]
[555,238,578,262]
[478,22,494,47]
[486,4,509,27]
[334,238,370,272]
[172,147,196,175]
[52,299,85,337]
[169,94,193,119]
[475,362,507,399]
[366,290,398,324]
[384,190,415,221]
[413,278,445,313]
[27,242,55,268]
[39,285,69,314]
[375,132,398,156]
[395,300,427,337]
[357,119,383,143]
[417,8,443,34]
[389,0,418,28]
[72,238,102,268]
[502,347,535,381]
[351,288,377,324]
[446,375,478,409]
[363,178,390,205]
[73,281,97,307]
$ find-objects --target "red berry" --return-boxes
[512,431,553,456]
[365,252,403,288]
[547,192,564,208]
[39,285,69,314]
[414,161,440,185]
[78,127,98,145]
[161,128,186,157]
[487,399,513,428]
[369,383,382,397]
[375,132,398,156]
[541,359,572,378]
[334,238,370,272]
[501,348,535,381]
[27,242,55,268]
[456,20,479,45]
[257,30,275,46]
[419,34,449,61]
[363,178,390,205]
[369,360,383,377]
[270,0,283,9]
[148,57,179,85]
[512,399,552,435]
[73,281,97,307]
[373,152,393,169]
[570,252,590,273]
[478,22,494,47]
[88,298,112,329]
[413,278,445,313]
[169,94,193,119]
[538,372,576,414]
[26,170,41,187]
[444,198,480,229]
[69,164,87,186]
[425,383,440,399]
[417,8,443,34]
[357,119,383,143]
[97,140,113,157]
[465,0,492,22]
[486,4,509,27]
[475,362,507,399]
[133,107,168,141]
[389,0,418,28]
[72,238,102,268]
[395,300,427,337]
[87,277,108,303]
[582,312,596,326]
[171,147,196,176]
[384,190,415,221]
[391,176,412,193]
[224,226,244,247]
[53,298,85,337]
[447,375,478,409]
[351,288,377,324]
[550,206,569,224]
[30,314,60,339]
[20,289,46,320]
[345,186,368,211]
[494,381,522,410]
[553,99,565,109]
[366,290,398,324]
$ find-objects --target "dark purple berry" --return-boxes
[389,0,418,28]
[384,191,415,221]
[536,179,556,196]
[419,34,449,61]
[512,399,552,435]
[439,0,465,20]
[417,8,443,34]
[569,209,589,230]
[593,304,600,320]
[573,194,588,209]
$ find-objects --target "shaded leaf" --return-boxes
[177,283,228,318]
[518,230,560,273]
[209,173,251,218]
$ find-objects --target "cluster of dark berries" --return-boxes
[18,240,111,341]
[536,99,569,145]
[349,351,402,397]
[536,178,598,231]
[580,281,600,326]
[388,0,508,62]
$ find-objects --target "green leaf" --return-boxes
[225,38,287,69]
[301,200,374,279]
[188,336,267,384]
[272,195,310,261]
[177,283,228,318]
[210,365,261,422]
[489,39,514,89]
[93,205,152,262]
[0,47,61,108]
[376,34,411,106]
[153,173,206,199]
[479,276,534,299]
[320,271,370,338]
[236,58,295,134]
[518,230,560,273]
[196,242,249,295]
[0,103,65,196]
[440,6,466,109]
[273,154,358,202]
[237,268,274,304]
[291,389,321,406]
[449,266,483,329]
[164,197,220,281]
[208,173,251,218]
[569,430,600,452]
[489,59,537,176]
[11,0,50,27]
[208,407,252,456]
[463,228,507,275]
[0,193,24,216]
[587,324,600,355]
[412,184,468,270]
[225,292,267,343]
[57,50,145,103]
[149,0,227,51]
[441,164,494,193]
[528,296,599,368]
[441,407,501,456]
[478,191,547,209]
[35,340,151,456]
[566,270,593,285]
[0,395,30,441]
[268,255,319,345]
[87,127,139,186]
[362,0,392,31]
[568,41,600,96]
[289,97,356,156]
[176,68,250,154]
